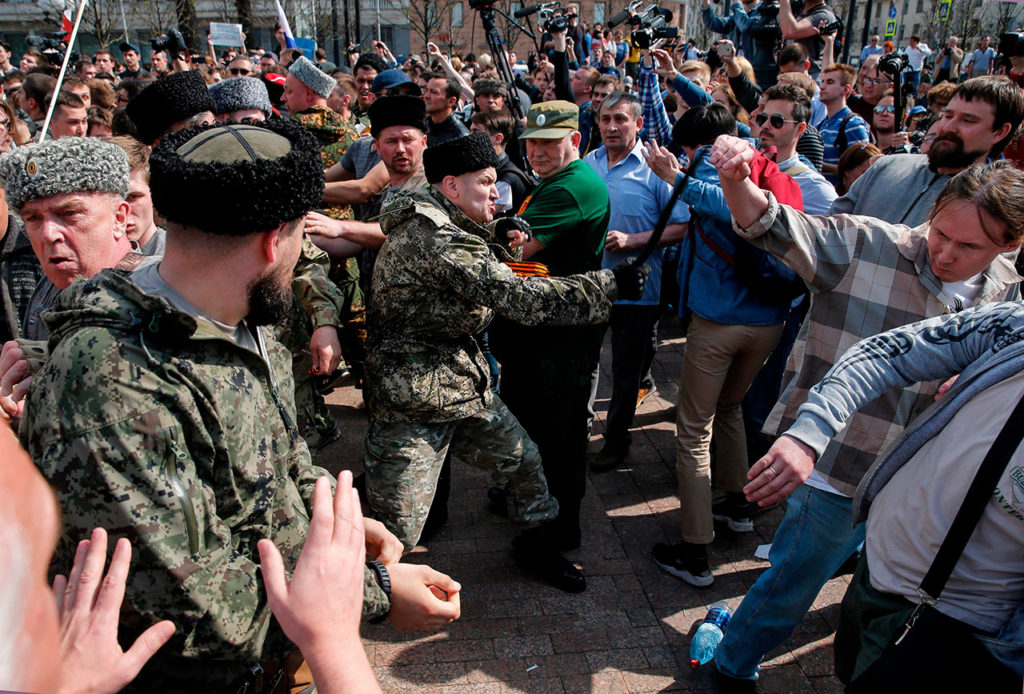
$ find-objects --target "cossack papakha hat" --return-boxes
[149,119,324,236]
[208,77,274,118]
[288,55,336,99]
[423,132,498,184]
[368,95,428,138]
[0,137,129,211]
[126,71,216,145]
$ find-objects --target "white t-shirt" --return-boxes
[867,368,1024,633]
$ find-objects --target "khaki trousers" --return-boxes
[675,315,784,544]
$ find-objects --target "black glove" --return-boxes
[611,260,650,301]
[492,216,533,243]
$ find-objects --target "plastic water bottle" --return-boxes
[689,601,732,669]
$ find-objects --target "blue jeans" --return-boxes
[714,484,866,679]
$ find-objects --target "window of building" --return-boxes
[452,2,463,27]
[916,0,924,11]
[594,2,606,24]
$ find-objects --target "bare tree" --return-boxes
[989,0,1023,40]
[75,0,126,50]
[133,0,178,37]
[173,0,201,51]
[405,0,460,52]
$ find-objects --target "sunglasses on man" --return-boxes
[873,104,895,114]
[230,67,252,76]
[755,112,799,128]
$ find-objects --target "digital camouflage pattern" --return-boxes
[363,187,618,547]
[292,103,368,387]
[20,269,389,691]
[364,399,559,549]
[366,187,619,425]
[282,238,346,448]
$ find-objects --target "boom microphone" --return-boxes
[514,1,558,18]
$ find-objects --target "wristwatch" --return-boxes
[367,559,392,623]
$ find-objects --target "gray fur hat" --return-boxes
[0,137,129,212]
[288,55,336,99]
[209,77,273,118]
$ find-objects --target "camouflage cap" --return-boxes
[520,100,579,139]
[0,137,129,212]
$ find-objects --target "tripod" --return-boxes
[472,1,534,120]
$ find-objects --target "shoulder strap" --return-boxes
[694,220,735,267]
[835,111,855,155]
[782,163,812,177]
[919,390,1024,602]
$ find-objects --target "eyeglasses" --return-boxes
[873,104,895,114]
[0,120,10,131]
[755,112,799,128]
[229,67,252,76]
[860,77,890,86]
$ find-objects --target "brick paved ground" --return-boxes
[321,318,849,693]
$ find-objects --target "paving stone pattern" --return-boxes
[321,319,849,693]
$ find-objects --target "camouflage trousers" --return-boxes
[363,397,559,550]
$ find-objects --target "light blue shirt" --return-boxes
[777,155,838,215]
[860,44,883,63]
[585,140,690,306]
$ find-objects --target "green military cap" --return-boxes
[521,100,579,139]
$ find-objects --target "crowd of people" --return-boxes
[1,4,1024,693]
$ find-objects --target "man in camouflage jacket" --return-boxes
[20,121,458,692]
[364,133,647,592]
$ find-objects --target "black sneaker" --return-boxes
[711,493,757,533]
[652,541,714,587]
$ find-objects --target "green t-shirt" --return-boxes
[492,158,610,360]
[519,158,610,278]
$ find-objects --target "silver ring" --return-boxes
[767,465,776,478]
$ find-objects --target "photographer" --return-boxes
[933,36,964,83]
[778,0,836,80]
[902,35,932,96]
[702,0,779,89]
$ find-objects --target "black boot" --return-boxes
[513,525,586,593]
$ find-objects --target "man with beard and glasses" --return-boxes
[832,76,1024,226]
[19,120,463,692]
[678,136,1023,692]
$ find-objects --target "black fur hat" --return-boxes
[368,95,428,138]
[149,119,324,236]
[126,71,216,145]
[423,132,499,183]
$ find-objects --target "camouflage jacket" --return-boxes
[292,105,359,221]
[20,269,388,690]
[293,236,345,330]
[366,187,619,424]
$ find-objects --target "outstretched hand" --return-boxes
[259,472,367,651]
[55,528,175,694]
[743,435,817,507]
[641,140,681,186]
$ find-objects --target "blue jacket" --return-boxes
[676,146,793,326]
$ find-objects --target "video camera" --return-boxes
[610,2,677,49]
[26,33,72,65]
[877,51,908,76]
[150,28,188,57]
[999,32,1024,58]
[540,6,571,34]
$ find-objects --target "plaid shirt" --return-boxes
[736,195,1022,496]
[638,63,672,147]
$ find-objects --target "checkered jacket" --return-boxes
[735,195,1022,496]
